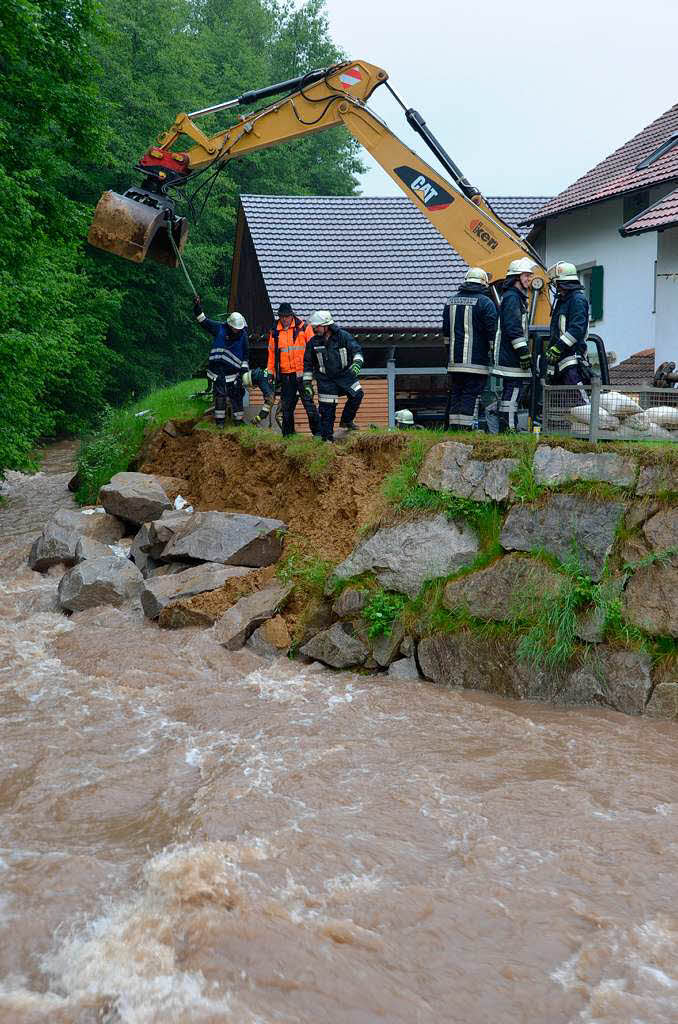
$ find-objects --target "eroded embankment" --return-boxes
[140,429,408,563]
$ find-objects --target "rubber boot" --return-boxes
[497,412,510,434]
[339,421,359,432]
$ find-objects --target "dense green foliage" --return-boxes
[0,0,362,476]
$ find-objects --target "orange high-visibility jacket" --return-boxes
[267,317,314,376]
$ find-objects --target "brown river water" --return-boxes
[0,444,677,1023]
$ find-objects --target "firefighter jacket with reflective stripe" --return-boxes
[195,311,249,382]
[442,283,498,375]
[267,317,314,376]
[303,326,364,384]
[549,287,589,372]
[495,284,530,379]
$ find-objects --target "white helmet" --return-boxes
[241,371,253,388]
[507,257,536,277]
[465,267,489,286]
[227,311,246,330]
[309,309,334,327]
[395,409,414,426]
[548,261,579,283]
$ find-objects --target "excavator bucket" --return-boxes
[87,189,188,267]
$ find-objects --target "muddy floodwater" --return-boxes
[1,446,677,1023]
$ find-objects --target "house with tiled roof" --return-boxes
[609,347,656,387]
[528,101,678,367]
[229,193,549,427]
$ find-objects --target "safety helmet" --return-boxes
[548,261,579,283]
[309,309,334,327]
[241,371,253,388]
[395,409,415,426]
[506,257,536,277]
[464,267,489,287]
[277,302,294,317]
[227,311,246,330]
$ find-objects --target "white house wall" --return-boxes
[655,226,678,367]
[544,197,659,363]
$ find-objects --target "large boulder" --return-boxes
[331,514,478,598]
[371,620,405,667]
[99,472,173,525]
[58,556,144,612]
[418,441,518,502]
[623,560,678,637]
[246,616,291,657]
[560,649,652,715]
[442,554,563,621]
[500,494,625,581]
[645,682,678,720]
[642,508,678,553]
[75,536,123,563]
[332,587,369,618]
[636,463,678,496]
[214,581,292,650]
[146,509,196,551]
[299,622,369,669]
[417,632,542,700]
[388,657,420,681]
[533,445,636,487]
[160,511,287,567]
[28,508,125,571]
[298,597,334,646]
[140,563,253,619]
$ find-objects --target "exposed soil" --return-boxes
[141,429,407,564]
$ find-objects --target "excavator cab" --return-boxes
[87,186,188,267]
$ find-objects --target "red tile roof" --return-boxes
[620,185,678,235]
[609,348,655,386]
[531,103,678,223]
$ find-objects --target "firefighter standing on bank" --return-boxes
[494,257,537,432]
[545,262,590,385]
[193,296,249,427]
[267,302,320,436]
[443,267,498,430]
[303,311,364,441]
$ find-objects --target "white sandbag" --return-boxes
[645,405,678,428]
[625,412,651,432]
[598,415,621,431]
[599,391,643,417]
[568,404,619,428]
[645,422,674,439]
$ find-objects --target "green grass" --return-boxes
[362,589,408,640]
[276,548,335,600]
[75,379,208,504]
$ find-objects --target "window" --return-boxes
[579,264,604,321]
[623,190,650,222]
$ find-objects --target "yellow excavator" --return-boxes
[88,58,610,393]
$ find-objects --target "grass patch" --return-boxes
[276,547,334,601]
[362,589,408,640]
[75,380,207,504]
[510,437,543,503]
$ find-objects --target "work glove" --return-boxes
[349,362,361,377]
[519,351,532,372]
[193,294,203,316]
[545,344,562,365]
[303,383,314,400]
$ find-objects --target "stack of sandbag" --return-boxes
[568,402,621,437]
[623,403,677,439]
[568,392,677,439]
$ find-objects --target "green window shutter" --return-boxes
[590,265,604,321]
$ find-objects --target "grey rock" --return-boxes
[332,587,369,618]
[642,508,678,553]
[442,554,563,622]
[399,636,414,658]
[58,556,144,612]
[141,563,252,619]
[575,579,624,644]
[75,536,121,563]
[214,581,292,650]
[246,616,291,657]
[625,501,659,531]
[99,472,173,525]
[417,632,543,700]
[500,494,625,581]
[298,597,334,645]
[28,508,125,571]
[147,509,196,551]
[299,622,369,669]
[533,445,636,487]
[147,562,194,578]
[623,561,678,637]
[418,441,518,502]
[371,620,405,668]
[388,656,420,681]
[636,463,678,496]
[645,682,678,720]
[560,649,652,715]
[332,514,478,598]
[161,510,287,567]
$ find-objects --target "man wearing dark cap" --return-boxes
[267,302,320,436]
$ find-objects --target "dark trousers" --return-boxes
[317,375,363,440]
[499,379,529,430]
[553,364,583,386]
[447,372,486,428]
[213,374,243,424]
[280,373,320,436]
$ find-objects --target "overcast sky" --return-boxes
[325,0,678,199]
